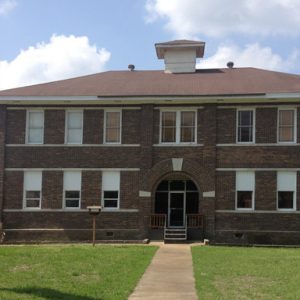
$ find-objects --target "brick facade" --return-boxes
[1,104,300,245]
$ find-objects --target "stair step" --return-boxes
[164,237,187,240]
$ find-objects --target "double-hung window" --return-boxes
[237,109,254,143]
[278,109,296,143]
[160,110,196,144]
[236,171,255,210]
[64,171,81,209]
[102,171,120,209]
[104,111,121,144]
[27,111,44,144]
[23,171,42,209]
[65,111,83,144]
[277,171,296,211]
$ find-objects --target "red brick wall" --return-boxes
[6,110,26,144]
[44,110,65,144]
[81,171,102,208]
[3,171,23,209]
[42,171,63,209]
[83,110,103,144]
[256,108,277,143]
[122,110,140,144]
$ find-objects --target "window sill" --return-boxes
[154,143,203,147]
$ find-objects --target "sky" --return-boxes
[0,0,300,90]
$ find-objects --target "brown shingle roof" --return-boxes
[0,68,300,97]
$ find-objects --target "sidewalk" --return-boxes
[128,243,198,300]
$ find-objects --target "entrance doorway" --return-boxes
[155,179,199,228]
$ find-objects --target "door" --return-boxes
[169,192,185,227]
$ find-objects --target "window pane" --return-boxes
[186,192,199,214]
[29,112,43,127]
[239,127,253,142]
[65,199,80,208]
[279,110,294,126]
[162,112,176,127]
[238,111,252,126]
[157,181,169,191]
[104,199,118,208]
[26,199,40,208]
[106,128,120,143]
[28,129,43,143]
[186,180,197,191]
[106,112,120,127]
[104,191,119,199]
[67,129,82,143]
[170,181,185,191]
[65,191,80,198]
[278,191,294,209]
[181,127,194,142]
[237,191,252,209]
[279,127,294,142]
[26,191,40,198]
[155,192,168,214]
[162,127,176,143]
[181,111,195,127]
[68,112,82,128]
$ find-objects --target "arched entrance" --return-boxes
[155,179,199,228]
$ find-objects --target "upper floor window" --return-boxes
[278,109,296,143]
[23,171,42,209]
[27,111,44,144]
[102,171,120,209]
[237,109,254,143]
[236,171,255,210]
[104,111,121,144]
[65,111,83,144]
[63,171,81,209]
[160,110,196,144]
[277,171,296,211]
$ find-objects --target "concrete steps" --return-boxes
[164,228,187,243]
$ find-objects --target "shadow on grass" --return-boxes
[0,287,101,300]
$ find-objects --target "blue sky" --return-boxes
[0,0,299,89]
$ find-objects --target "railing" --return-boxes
[186,214,204,228]
[150,214,166,229]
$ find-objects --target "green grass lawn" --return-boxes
[0,244,157,300]
[192,246,300,299]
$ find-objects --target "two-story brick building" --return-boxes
[0,40,300,244]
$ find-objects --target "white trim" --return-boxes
[5,168,140,171]
[63,171,82,209]
[103,109,122,144]
[157,107,202,111]
[218,104,300,109]
[7,106,141,110]
[153,143,203,147]
[23,171,42,210]
[159,109,197,145]
[101,171,120,210]
[26,110,44,145]
[216,210,300,214]
[6,144,141,147]
[65,110,83,144]
[3,208,139,213]
[217,143,300,146]
[235,171,255,211]
[236,108,255,144]
[277,107,297,144]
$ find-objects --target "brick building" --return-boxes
[0,40,300,244]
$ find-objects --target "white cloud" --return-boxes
[0,34,111,90]
[146,0,300,37]
[198,43,300,72]
[0,0,17,15]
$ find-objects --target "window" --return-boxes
[236,171,255,210]
[27,111,44,144]
[102,171,120,209]
[237,109,254,143]
[23,171,42,209]
[278,109,296,143]
[64,171,81,208]
[65,111,83,144]
[160,110,196,144]
[277,172,296,210]
[104,111,121,143]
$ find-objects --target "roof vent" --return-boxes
[128,64,135,71]
[227,61,234,69]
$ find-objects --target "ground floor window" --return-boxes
[236,171,255,210]
[63,171,81,209]
[23,171,42,209]
[277,171,296,210]
[102,171,120,209]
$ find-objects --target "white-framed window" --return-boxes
[104,110,122,144]
[26,110,44,144]
[23,171,42,209]
[160,110,196,144]
[236,171,255,210]
[237,109,255,143]
[63,171,81,209]
[65,110,83,144]
[278,108,297,143]
[277,171,296,211]
[102,171,120,209]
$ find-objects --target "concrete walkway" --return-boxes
[128,244,198,300]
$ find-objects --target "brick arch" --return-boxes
[142,158,204,193]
